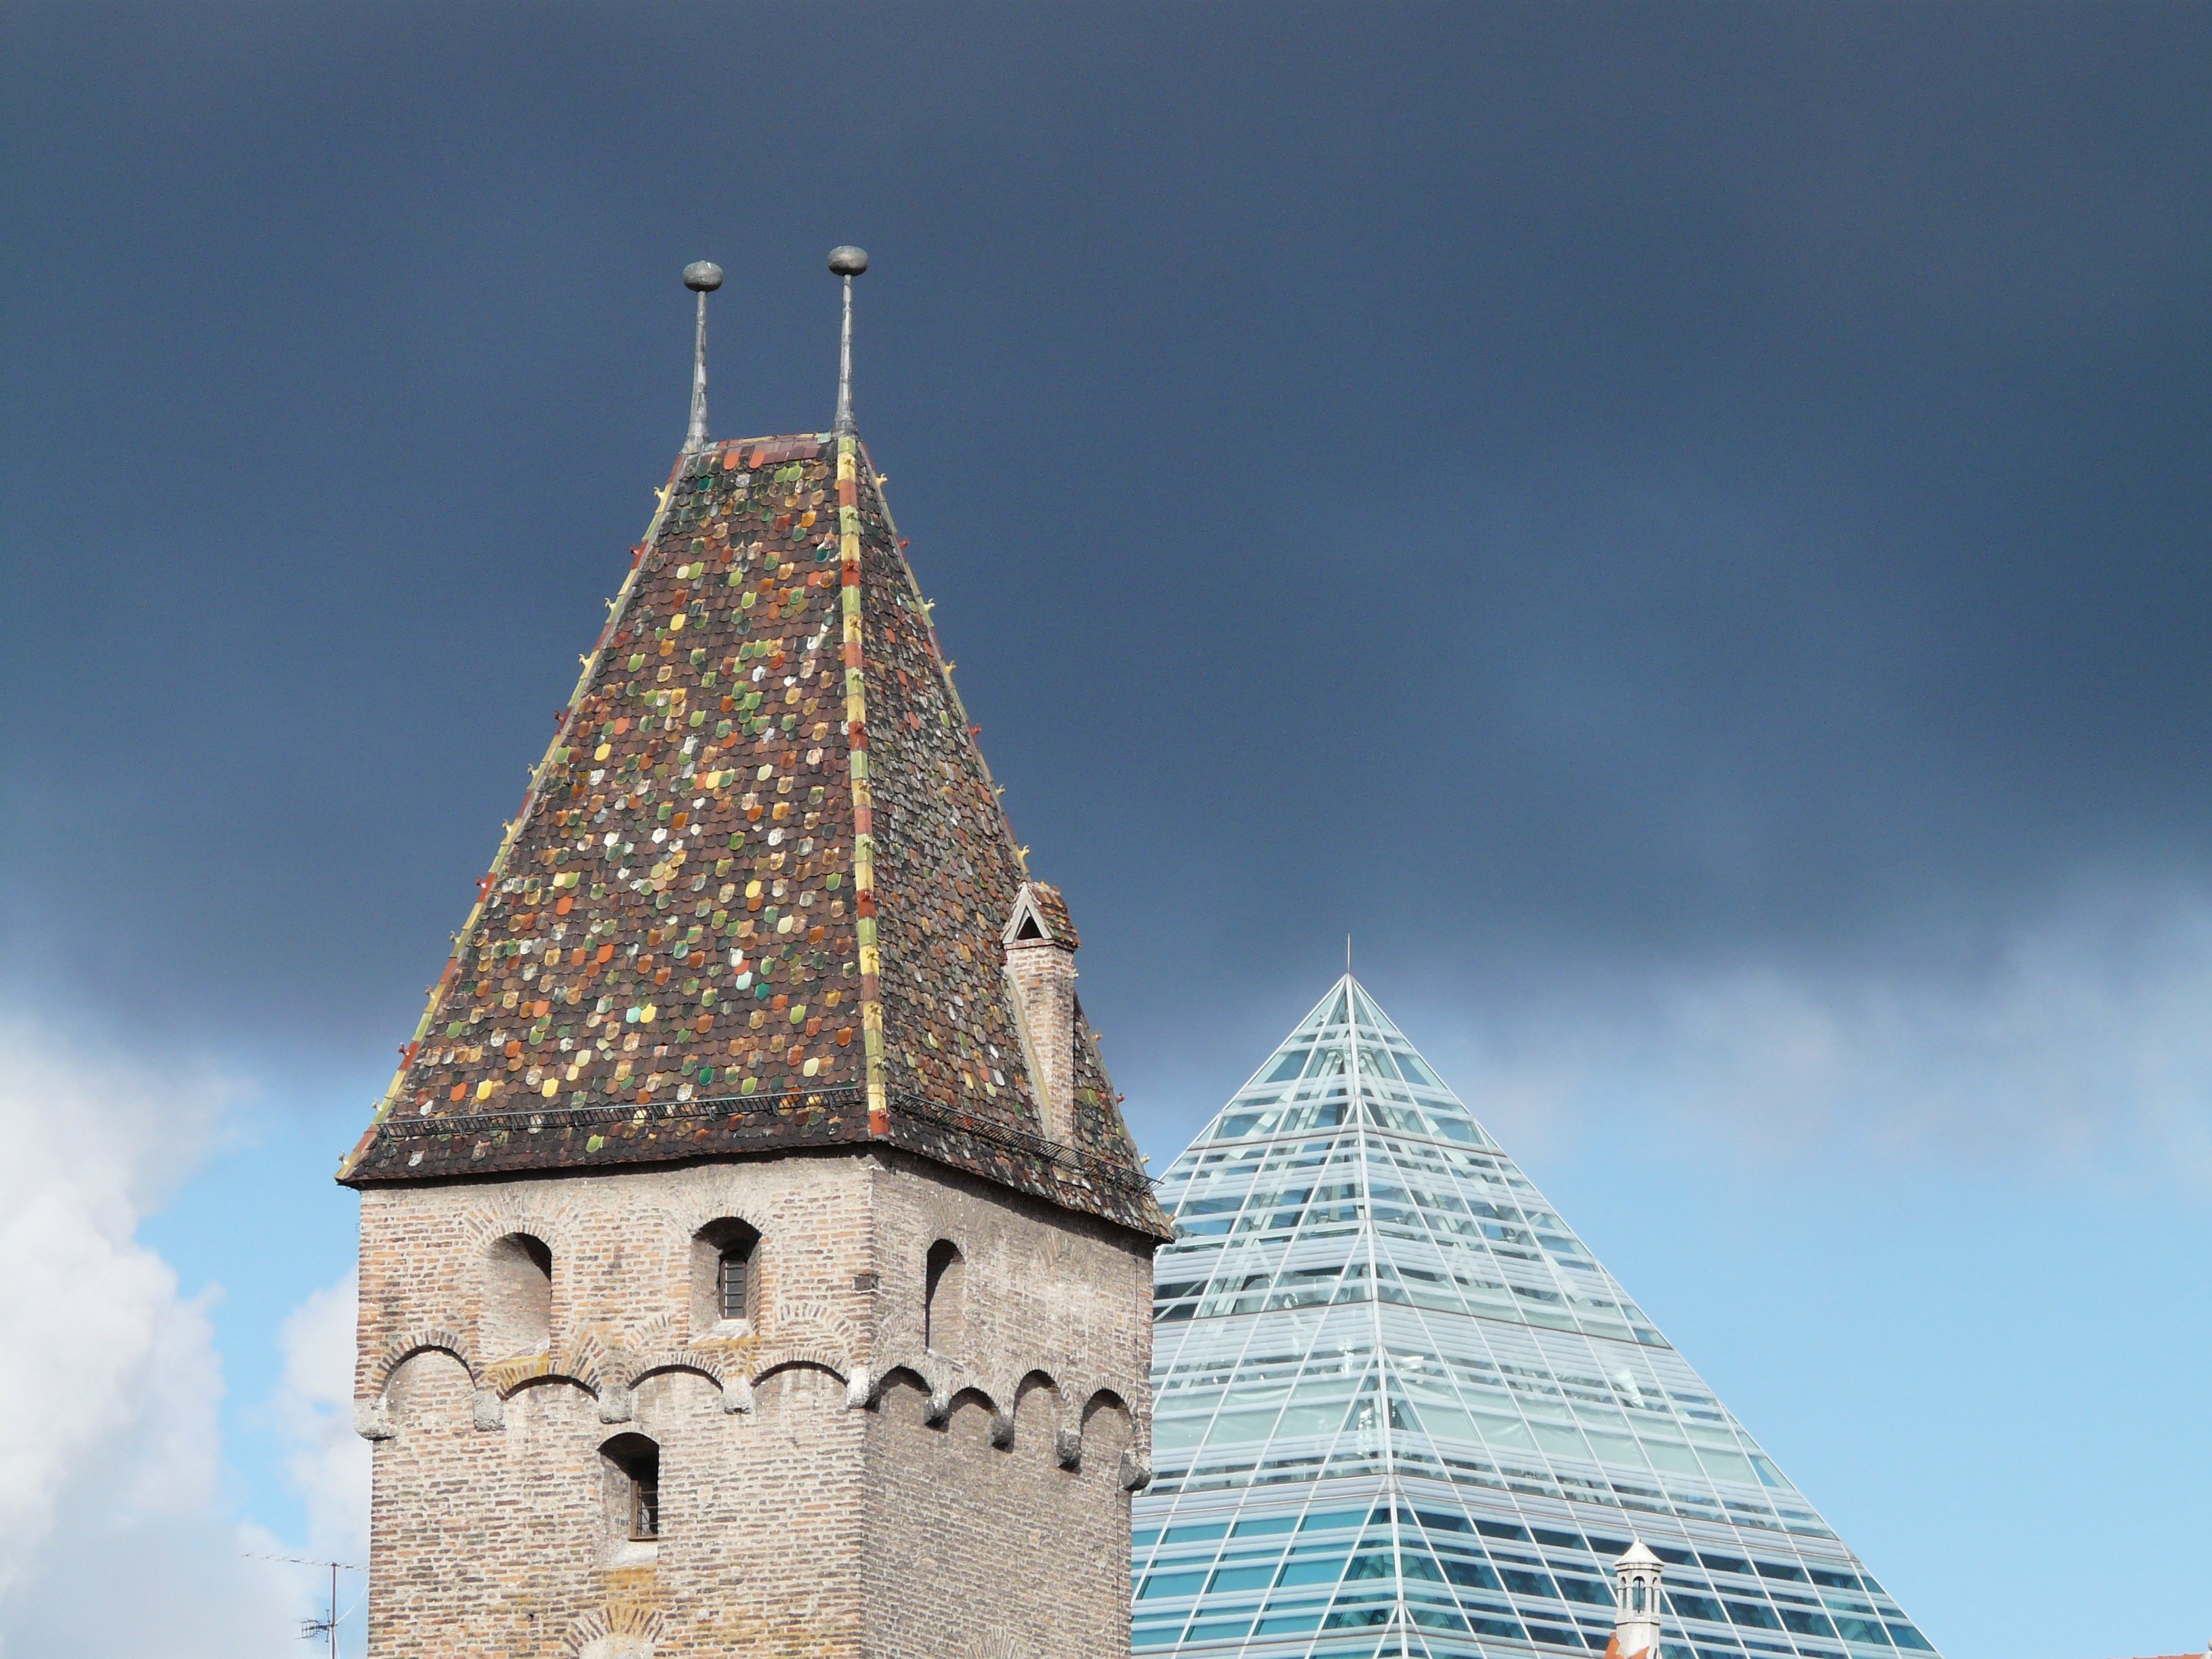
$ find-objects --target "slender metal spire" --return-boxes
[829,245,869,434]
[682,260,722,452]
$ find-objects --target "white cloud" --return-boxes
[271,1270,371,1568]
[1417,880,2212,1185]
[0,1017,308,1657]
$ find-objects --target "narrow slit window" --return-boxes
[717,1240,750,1321]
[601,1434,661,1542]
[692,1219,760,1331]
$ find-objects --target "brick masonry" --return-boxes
[1002,935,1077,1148]
[355,1148,1155,1658]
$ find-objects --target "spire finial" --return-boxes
[829,245,869,436]
[682,261,723,453]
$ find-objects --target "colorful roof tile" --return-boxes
[338,430,1168,1239]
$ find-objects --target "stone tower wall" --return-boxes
[354,1151,1153,1658]
[860,1152,1148,1659]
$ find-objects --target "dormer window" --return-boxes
[1000,881,1082,1147]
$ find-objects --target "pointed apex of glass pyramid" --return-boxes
[1176,976,1493,1154]
[1138,975,1944,1659]
[1284,972,1408,1039]
[1346,974,1410,1037]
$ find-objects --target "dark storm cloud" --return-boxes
[3,3,2208,1114]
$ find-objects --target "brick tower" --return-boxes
[338,253,1170,1659]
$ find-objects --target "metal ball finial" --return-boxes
[682,263,720,452]
[830,247,868,434]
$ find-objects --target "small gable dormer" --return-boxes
[1002,880,1079,952]
[1002,881,1080,1147]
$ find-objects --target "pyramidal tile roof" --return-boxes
[339,428,1167,1239]
[1134,976,1941,1659]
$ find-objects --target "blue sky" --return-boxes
[3,5,2210,1656]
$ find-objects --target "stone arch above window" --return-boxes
[924,1239,966,1357]
[690,1217,761,1334]
[483,1233,552,1357]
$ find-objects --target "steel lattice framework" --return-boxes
[1135,977,1940,1659]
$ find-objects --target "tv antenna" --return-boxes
[245,1554,365,1659]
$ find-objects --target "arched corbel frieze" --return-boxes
[369,1329,476,1397]
[745,1343,853,1392]
[359,1339,479,1440]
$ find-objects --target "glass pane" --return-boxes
[1136,975,1942,1659]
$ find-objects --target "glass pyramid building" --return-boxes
[1134,977,1940,1659]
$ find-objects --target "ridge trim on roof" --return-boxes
[836,431,889,1133]
[335,427,1167,1237]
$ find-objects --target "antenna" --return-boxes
[303,1559,338,1659]
[244,1554,364,1659]
[682,260,723,453]
[829,245,869,434]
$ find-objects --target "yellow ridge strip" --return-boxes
[838,434,888,1132]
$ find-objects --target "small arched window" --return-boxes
[600,1433,660,1541]
[924,1239,966,1355]
[1631,1582,1647,1613]
[483,1233,552,1355]
[691,1218,760,1332]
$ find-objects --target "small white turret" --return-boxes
[1607,1540,1665,1659]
